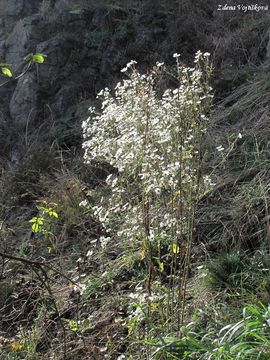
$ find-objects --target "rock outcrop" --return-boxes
[0,0,269,163]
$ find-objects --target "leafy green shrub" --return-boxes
[29,201,58,233]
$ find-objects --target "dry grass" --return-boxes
[197,69,270,252]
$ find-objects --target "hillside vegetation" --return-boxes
[0,1,270,359]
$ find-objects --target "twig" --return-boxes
[0,60,33,87]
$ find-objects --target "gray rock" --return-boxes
[36,34,76,89]
[267,28,270,60]
[0,0,42,33]
[9,72,38,126]
[0,0,24,17]
[5,15,41,71]
[0,40,6,56]
[51,83,80,116]
[0,0,42,17]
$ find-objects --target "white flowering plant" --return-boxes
[82,52,213,325]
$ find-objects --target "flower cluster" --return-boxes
[82,52,213,248]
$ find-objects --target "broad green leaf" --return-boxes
[51,211,58,218]
[33,53,46,64]
[37,218,44,225]
[46,208,59,218]
[157,259,164,271]
[32,223,39,233]
[172,243,180,254]
[2,67,12,77]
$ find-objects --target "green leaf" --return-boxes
[2,67,13,77]
[32,223,39,233]
[50,211,58,219]
[157,259,164,272]
[172,243,180,254]
[37,218,44,225]
[64,319,78,332]
[33,53,46,64]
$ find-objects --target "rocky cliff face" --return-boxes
[0,0,174,160]
[1,1,93,152]
[0,0,269,163]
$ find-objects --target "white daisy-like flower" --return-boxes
[156,62,164,67]
[79,200,88,207]
[216,145,224,152]
[126,60,137,68]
